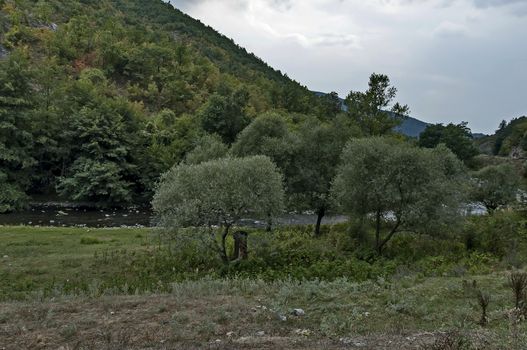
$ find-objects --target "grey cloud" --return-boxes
[432,21,468,37]
[473,0,527,16]
[308,33,358,47]
[473,0,527,8]
[170,0,249,11]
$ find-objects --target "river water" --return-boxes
[0,204,348,228]
[0,202,486,228]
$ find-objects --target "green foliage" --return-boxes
[53,70,145,205]
[345,73,409,136]
[200,88,251,144]
[0,49,35,212]
[332,138,467,254]
[289,115,359,215]
[492,117,527,156]
[233,112,360,235]
[80,236,103,245]
[183,134,228,165]
[57,159,132,206]
[153,156,285,263]
[316,91,342,119]
[419,122,479,164]
[154,156,285,228]
[146,111,202,170]
[0,0,320,208]
[1,215,524,302]
[231,112,298,176]
[464,211,527,262]
[470,164,521,213]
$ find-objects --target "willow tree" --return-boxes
[153,156,284,264]
[332,138,466,254]
[471,164,521,213]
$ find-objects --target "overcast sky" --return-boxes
[169,0,527,133]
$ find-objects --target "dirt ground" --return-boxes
[0,293,466,350]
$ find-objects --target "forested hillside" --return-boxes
[477,117,527,157]
[0,0,320,211]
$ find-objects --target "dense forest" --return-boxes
[0,0,331,212]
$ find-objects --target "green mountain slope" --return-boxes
[0,0,317,210]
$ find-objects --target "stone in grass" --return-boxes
[340,338,366,347]
[294,329,311,336]
[291,308,305,316]
[277,314,287,321]
[256,331,265,337]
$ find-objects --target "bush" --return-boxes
[80,237,103,245]
[464,212,527,262]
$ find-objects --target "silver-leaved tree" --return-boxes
[153,156,284,264]
[332,137,467,255]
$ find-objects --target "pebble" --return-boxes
[256,331,265,337]
[291,308,305,316]
[340,337,352,345]
[278,314,287,321]
[294,329,311,336]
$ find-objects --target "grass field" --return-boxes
[0,226,151,301]
[1,226,527,349]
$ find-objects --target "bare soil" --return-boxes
[0,294,460,350]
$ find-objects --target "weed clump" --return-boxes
[476,290,490,326]
[508,271,527,311]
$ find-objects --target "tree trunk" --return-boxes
[232,231,249,261]
[266,213,273,232]
[377,219,401,255]
[220,225,230,264]
[375,210,382,254]
[314,207,326,236]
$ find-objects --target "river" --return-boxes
[0,204,348,228]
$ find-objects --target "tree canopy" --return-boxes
[152,156,285,263]
[345,73,409,136]
[0,50,35,212]
[0,0,321,210]
[470,164,521,213]
[332,138,466,254]
[419,122,479,164]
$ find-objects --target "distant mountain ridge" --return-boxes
[313,91,430,138]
